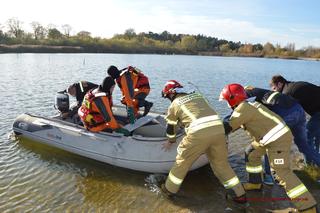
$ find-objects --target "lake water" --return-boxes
[0,54,319,212]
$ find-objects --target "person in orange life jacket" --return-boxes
[160,80,246,204]
[107,65,153,124]
[220,83,317,212]
[78,77,130,136]
[62,81,98,119]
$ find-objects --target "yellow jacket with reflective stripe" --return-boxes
[165,93,223,142]
[228,101,292,145]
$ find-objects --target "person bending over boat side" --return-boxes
[220,83,317,213]
[107,65,153,124]
[270,75,320,153]
[160,80,246,205]
[245,86,320,185]
[62,81,98,119]
[78,77,130,136]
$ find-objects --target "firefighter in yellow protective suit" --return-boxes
[161,80,246,204]
[220,83,317,213]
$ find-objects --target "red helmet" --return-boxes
[219,83,247,107]
[162,80,183,98]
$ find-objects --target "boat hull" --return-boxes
[12,113,209,173]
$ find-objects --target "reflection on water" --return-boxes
[1,54,319,212]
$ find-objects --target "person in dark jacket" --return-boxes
[270,75,320,152]
[62,81,98,118]
[245,86,320,184]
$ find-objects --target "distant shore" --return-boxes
[1,44,319,61]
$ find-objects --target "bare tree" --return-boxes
[62,24,72,37]
[31,21,46,40]
[7,17,24,38]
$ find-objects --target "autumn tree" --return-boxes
[31,22,46,40]
[47,28,63,39]
[181,35,196,51]
[124,28,136,40]
[62,24,72,37]
[7,18,24,38]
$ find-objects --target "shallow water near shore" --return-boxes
[1,54,319,212]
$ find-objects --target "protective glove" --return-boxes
[127,107,136,124]
[115,128,131,136]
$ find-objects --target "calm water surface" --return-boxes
[1,54,319,212]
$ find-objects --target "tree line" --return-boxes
[1,18,320,59]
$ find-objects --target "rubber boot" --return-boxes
[143,101,153,116]
[242,183,262,191]
[160,184,174,199]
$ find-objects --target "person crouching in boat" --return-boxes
[107,65,153,124]
[62,81,98,119]
[160,80,246,205]
[78,77,130,136]
[220,83,317,213]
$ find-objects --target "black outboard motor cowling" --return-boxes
[55,91,69,113]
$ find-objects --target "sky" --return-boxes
[1,0,320,49]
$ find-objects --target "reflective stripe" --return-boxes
[176,93,203,106]
[189,115,220,128]
[94,92,107,97]
[253,103,289,145]
[260,123,290,145]
[231,111,241,118]
[287,184,308,199]
[246,165,263,173]
[223,176,240,189]
[266,92,279,104]
[189,120,222,133]
[168,172,183,185]
[180,105,196,121]
[79,81,84,92]
[167,133,176,139]
[167,119,178,125]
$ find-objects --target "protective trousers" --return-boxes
[165,126,245,198]
[245,139,317,211]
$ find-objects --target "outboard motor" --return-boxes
[55,91,69,113]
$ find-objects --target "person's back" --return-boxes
[282,81,320,116]
[220,83,317,212]
[245,86,320,167]
[63,81,98,119]
[161,80,246,205]
[78,77,129,135]
[107,65,153,123]
[270,75,320,153]
[78,88,120,132]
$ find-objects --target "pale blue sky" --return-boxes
[1,0,319,48]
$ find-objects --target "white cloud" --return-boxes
[0,0,319,49]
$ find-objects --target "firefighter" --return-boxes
[107,65,153,124]
[245,86,320,185]
[220,83,317,212]
[160,80,246,204]
[78,77,129,135]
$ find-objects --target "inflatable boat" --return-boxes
[12,106,208,173]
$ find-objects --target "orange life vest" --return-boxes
[116,66,150,114]
[78,89,120,132]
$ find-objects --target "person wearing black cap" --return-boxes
[62,81,98,119]
[78,77,129,135]
[107,65,153,124]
